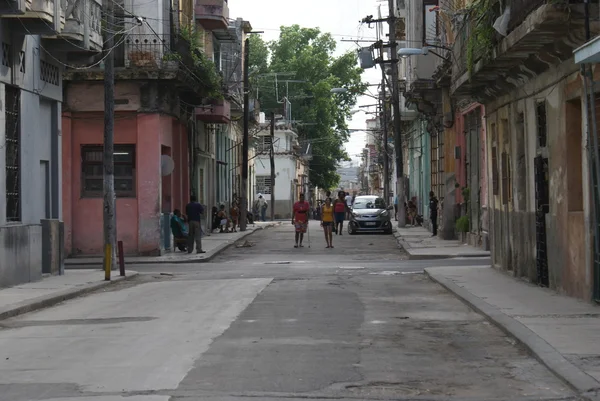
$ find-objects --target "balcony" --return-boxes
[451,1,597,100]
[195,0,229,31]
[196,98,231,124]
[42,0,103,55]
[2,0,63,34]
[64,31,223,104]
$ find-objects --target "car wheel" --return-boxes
[348,223,356,235]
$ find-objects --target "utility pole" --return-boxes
[379,43,390,206]
[102,0,116,280]
[388,0,406,227]
[270,112,276,221]
[239,37,250,232]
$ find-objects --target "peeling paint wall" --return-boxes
[484,59,592,300]
[62,82,190,256]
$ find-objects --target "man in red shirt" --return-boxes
[292,193,310,248]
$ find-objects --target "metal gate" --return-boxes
[534,156,549,287]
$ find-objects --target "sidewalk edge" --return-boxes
[65,223,281,266]
[424,267,600,396]
[0,271,139,322]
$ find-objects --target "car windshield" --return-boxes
[353,198,386,210]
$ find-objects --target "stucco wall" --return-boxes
[484,59,590,299]
[0,28,63,287]
[0,225,42,288]
[62,110,189,256]
[255,155,296,218]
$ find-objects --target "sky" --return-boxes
[229,0,386,166]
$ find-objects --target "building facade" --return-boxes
[62,0,225,256]
[254,120,309,218]
[446,0,598,300]
[0,0,102,286]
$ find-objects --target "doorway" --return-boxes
[534,155,549,287]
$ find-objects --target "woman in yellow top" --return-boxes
[321,197,335,248]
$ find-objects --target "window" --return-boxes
[423,1,439,44]
[5,85,21,222]
[256,175,272,195]
[536,101,547,148]
[257,136,272,153]
[81,145,136,198]
[353,197,386,209]
[491,146,499,196]
[501,151,512,205]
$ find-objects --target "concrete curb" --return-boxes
[424,267,600,396]
[65,223,281,266]
[0,271,139,322]
[393,230,486,260]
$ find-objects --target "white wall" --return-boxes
[254,156,296,202]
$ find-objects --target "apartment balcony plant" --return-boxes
[451,0,598,100]
[64,26,223,105]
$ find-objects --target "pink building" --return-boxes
[61,20,220,256]
[62,105,190,256]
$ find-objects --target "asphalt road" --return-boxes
[0,222,577,401]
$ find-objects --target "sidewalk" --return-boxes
[425,265,600,400]
[0,269,138,321]
[394,225,490,259]
[65,221,280,266]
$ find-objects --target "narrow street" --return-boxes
[0,223,575,401]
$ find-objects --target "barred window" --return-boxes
[256,175,272,195]
[81,145,136,198]
[5,85,21,222]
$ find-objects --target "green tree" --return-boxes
[249,25,366,190]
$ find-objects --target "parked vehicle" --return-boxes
[347,195,394,235]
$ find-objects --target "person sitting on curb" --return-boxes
[217,204,230,233]
[170,209,188,252]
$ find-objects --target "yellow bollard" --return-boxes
[104,243,112,281]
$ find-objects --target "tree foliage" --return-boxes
[248,25,366,190]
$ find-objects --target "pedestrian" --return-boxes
[230,201,239,232]
[185,195,206,254]
[394,195,398,221]
[257,195,268,221]
[345,192,353,220]
[321,197,334,248]
[429,190,439,237]
[333,191,346,235]
[292,193,310,248]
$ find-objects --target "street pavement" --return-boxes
[0,221,582,401]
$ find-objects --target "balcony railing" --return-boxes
[114,34,175,69]
[451,0,592,98]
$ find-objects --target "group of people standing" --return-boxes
[291,190,354,249]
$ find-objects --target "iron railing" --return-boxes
[451,0,550,79]
[114,33,176,69]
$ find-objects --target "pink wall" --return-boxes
[62,112,190,256]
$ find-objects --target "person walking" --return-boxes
[292,193,310,248]
[333,191,346,235]
[345,192,353,220]
[257,195,268,221]
[394,195,398,221]
[321,197,334,248]
[185,195,206,254]
[429,191,439,237]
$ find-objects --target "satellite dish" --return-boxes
[161,155,175,176]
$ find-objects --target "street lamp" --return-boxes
[397,47,430,57]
